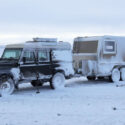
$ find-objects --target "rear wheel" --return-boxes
[111,68,120,82]
[120,68,125,81]
[50,73,65,89]
[0,78,15,96]
[87,76,96,80]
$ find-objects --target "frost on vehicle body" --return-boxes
[10,68,20,82]
[0,38,74,95]
[73,35,125,82]
[52,50,74,77]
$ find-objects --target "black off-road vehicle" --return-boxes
[0,38,74,96]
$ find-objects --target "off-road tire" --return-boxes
[120,68,125,81]
[0,78,15,96]
[50,73,65,89]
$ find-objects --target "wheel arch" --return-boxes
[52,69,65,77]
[0,73,14,83]
[110,65,125,72]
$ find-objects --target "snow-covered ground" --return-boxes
[0,77,125,125]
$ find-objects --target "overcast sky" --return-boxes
[0,0,125,44]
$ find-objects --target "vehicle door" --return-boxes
[20,50,37,80]
[36,50,52,79]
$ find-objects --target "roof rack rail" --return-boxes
[33,38,57,42]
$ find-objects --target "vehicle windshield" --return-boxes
[2,48,22,60]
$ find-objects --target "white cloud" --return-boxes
[0,0,125,44]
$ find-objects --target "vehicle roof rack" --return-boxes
[33,38,57,42]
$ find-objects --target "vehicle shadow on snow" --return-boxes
[14,78,113,95]
[14,83,52,95]
[65,77,113,88]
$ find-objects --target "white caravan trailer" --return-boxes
[73,35,125,82]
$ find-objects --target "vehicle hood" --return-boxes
[0,60,18,75]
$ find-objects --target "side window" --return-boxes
[38,51,49,62]
[23,51,35,62]
[103,41,116,54]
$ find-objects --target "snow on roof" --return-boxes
[32,38,57,42]
[24,41,71,50]
[6,38,71,50]
[6,43,24,48]
[74,35,125,42]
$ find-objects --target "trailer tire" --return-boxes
[111,68,120,82]
[87,76,96,80]
[120,68,125,81]
[0,78,15,96]
[50,73,65,89]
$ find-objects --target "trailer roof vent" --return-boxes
[33,38,57,42]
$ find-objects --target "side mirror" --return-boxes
[23,57,26,63]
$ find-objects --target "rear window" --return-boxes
[73,41,98,53]
[104,41,116,53]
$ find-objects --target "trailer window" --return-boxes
[73,41,98,53]
[104,41,116,54]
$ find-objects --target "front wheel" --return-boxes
[50,73,65,89]
[0,78,15,96]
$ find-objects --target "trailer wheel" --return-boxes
[120,68,125,81]
[0,78,15,96]
[87,76,96,80]
[111,68,120,82]
[50,73,65,89]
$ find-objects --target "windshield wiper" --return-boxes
[8,57,16,60]
[0,57,18,61]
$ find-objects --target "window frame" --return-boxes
[73,41,98,53]
[2,48,22,60]
[37,50,49,62]
[21,50,36,63]
[103,40,117,54]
